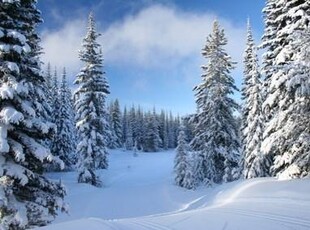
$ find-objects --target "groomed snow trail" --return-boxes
[38,150,310,230]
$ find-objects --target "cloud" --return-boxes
[40,19,86,77]
[103,5,246,68]
[40,4,248,87]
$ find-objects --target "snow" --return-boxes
[7,31,26,44]
[6,61,20,74]
[0,107,24,124]
[0,125,9,153]
[37,149,310,230]
[0,44,10,52]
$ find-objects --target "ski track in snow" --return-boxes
[218,208,310,228]
[38,149,310,230]
[129,220,173,230]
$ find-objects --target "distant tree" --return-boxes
[44,63,53,110]
[110,99,122,148]
[168,112,176,148]
[241,20,269,179]
[125,117,134,150]
[74,12,110,186]
[191,21,240,185]
[135,106,145,150]
[0,1,66,228]
[174,125,194,189]
[122,106,128,145]
[158,110,168,149]
[182,115,195,143]
[143,110,161,152]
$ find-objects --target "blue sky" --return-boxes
[38,0,265,115]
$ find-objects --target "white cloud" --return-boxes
[103,5,246,68]
[40,4,248,85]
[40,19,86,77]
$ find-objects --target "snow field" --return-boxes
[38,149,310,230]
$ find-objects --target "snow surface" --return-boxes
[37,149,310,230]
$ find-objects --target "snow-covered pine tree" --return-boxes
[0,1,66,228]
[125,118,134,150]
[168,112,176,148]
[51,67,60,130]
[74,12,110,186]
[158,110,167,149]
[44,63,53,109]
[107,102,116,148]
[129,105,137,143]
[261,0,310,179]
[122,106,128,145]
[52,68,76,170]
[110,99,122,148]
[162,114,169,150]
[191,21,240,185]
[143,110,161,152]
[50,68,62,168]
[182,115,195,143]
[174,125,194,189]
[241,20,270,179]
[65,75,77,165]
[135,106,145,150]
[173,116,181,147]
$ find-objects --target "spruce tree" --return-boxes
[168,112,176,148]
[241,20,269,178]
[122,106,128,145]
[110,99,122,148]
[143,110,161,152]
[261,0,310,179]
[174,125,194,189]
[52,68,76,170]
[44,63,53,111]
[0,1,66,228]
[191,21,240,185]
[125,118,134,150]
[74,12,110,186]
[135,106,144,150]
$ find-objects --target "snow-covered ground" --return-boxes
[37,150,310,230]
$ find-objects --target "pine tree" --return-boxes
[162,117,169,150]
[143,110,161,152]
[51,67,60,129]
[191,21,240,185]
[125,118,134,150]
[182,115,195,143]
[168,112,176,148]
[158,110,166,149]
[44,63,53,110]
[52,68,76,170]
[135,106,145,150]
[122,106,128,145]
[110,99,122,148]
[174,125,194,189]
[241,20,269,179]
[261,0,310,179]
[50,68,61,167]
[0,1,66,228]
[74,12,110,186]
[65,75,77,165]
